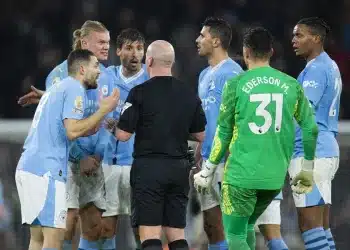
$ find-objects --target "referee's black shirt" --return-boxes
[118,76,206,159]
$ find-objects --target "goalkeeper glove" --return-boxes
[193,160,216,194]
[291,159,314,194]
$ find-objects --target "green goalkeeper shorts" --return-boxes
[221,183,280,225]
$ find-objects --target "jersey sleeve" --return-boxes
[301,65,327,108]
[62,85,86,120]
[208,77,238,165]
[45,66,64,90]
[294,85,319,160]
[201,72,239,159]
[118,87,139,133]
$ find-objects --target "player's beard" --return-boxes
[84,77,98,90]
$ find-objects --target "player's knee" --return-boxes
[101,219,117,239]
[81,221,102,241]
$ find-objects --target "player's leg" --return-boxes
[131,158,164,250]
[163,158,191,250]
[64,161,81,250]
[78,165,106,250]
[38,176,67,249]
[289,157,333,250]
[323,157,339,250]
[256,199,288,250]
[100,164,130,250]
[16,170,67,249]
[221,184,259,250]
[29,226,44,250]
[199,163,227,249]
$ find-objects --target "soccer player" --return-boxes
[290,17,341,250]
[195,17,243,250]
[101,28,148,250]
[18,20,114,250]
[193,27,318,250]
[15,49,119,250]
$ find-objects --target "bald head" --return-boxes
[146,40,175,67]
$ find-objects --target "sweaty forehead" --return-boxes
[293,24,310,35]
[201,26,212,36]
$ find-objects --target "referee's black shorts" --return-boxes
[130,157,190,228]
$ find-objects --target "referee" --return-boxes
[115,40,206,250]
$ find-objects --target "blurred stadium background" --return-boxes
[1,0,350,249]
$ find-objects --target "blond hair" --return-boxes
[72,20,108,50]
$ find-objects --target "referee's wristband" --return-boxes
[302,159,314,171]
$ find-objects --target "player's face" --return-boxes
[83,56,100,89]
[196,26,214,57]
[82,31,110,61]
[117,40,145,73]
[292,24,316,57]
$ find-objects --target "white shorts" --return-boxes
[15,170,67,229]
[102,164,131,217]
[255,200,281,226]
[66,161,106,211]
[198,162,224,211]
[288,157,339,207]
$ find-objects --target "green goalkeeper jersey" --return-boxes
[208,66,318,190]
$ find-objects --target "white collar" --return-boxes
[119,66,144,83]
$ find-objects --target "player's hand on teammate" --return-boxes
[193,160,216,194]
[80,155,101,176]
[17,85,45,107]
[99,88,120,114]
[291,159,314,194]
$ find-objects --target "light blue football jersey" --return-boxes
[293,52,342,158]
[45,60,115,162]
[198,58,243,161]
[105,64,149,166]
[17,77,88,182]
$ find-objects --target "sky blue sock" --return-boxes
[267,238,289,250]
[78,237,99,250]
[208,240,229,250]
[99,236,116,250]
[62,240,72,250]
[325,228,336,249]
[302,227,329,250]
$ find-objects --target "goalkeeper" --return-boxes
[194,27,319,250]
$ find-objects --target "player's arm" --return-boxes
[208,77,237,166]
[294,86,319,163]
[64,88,120,140]
[18,66,63,107]
[301,66,327,109]
[291,85,319,194]
[115,88,138,141]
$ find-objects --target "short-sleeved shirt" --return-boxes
[118,76,206,159]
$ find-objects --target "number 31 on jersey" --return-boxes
[248,93,283,135]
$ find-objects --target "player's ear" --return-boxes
[81,38,88,49]
[270,47,274,57]
[212,38,220,48]
[116,48,121,56]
